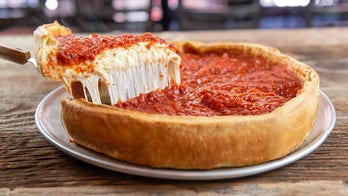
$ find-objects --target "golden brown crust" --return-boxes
[34,21,72,80]
[61,41,320,169]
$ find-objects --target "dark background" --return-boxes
[1,0,348,34]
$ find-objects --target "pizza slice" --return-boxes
[34,21,181,104]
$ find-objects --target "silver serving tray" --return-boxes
[35,86,336,180]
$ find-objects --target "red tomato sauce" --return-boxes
[114,52,303,116]
[56,33,173,66]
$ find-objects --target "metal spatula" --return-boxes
[0,42,38,70]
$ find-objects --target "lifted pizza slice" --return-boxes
[34,21,181,104]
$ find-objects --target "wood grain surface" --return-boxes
[0,28,347,195]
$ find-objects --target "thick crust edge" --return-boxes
[61,41,320,169]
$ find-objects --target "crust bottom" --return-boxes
[61,41,320,169]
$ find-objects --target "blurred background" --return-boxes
[0,0,348,34]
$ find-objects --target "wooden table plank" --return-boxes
[0,28,347,194]
[1,181,347,196]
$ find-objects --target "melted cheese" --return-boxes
[61,42,181,105]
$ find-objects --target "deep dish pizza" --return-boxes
[34,22,320,169]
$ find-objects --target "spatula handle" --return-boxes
[0,42,31,64]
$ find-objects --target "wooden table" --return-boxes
[1,28,347,195]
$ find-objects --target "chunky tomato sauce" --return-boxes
[114,52,303,116]
[56,33,173,66]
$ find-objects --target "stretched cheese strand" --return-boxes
[79,74,101,104]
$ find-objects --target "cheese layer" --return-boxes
[63,42,181,104]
